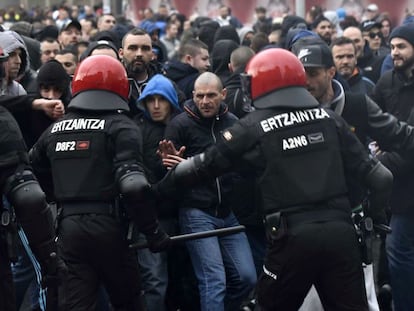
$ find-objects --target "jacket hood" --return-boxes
[238,26,254,45]
[213,25,240,45]
[211,39,239,83]
[197,20,220,52]
[326,79,345,115]
[138,74,182,118]
[140,20,162,36]
[163,60,199,81]
[0,30,30,79]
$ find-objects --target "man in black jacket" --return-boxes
[372,24,414,311]
[161,71,256,311]
[30,55,169,310]
[134,73,183,311]
[296,42,407,311]
[155,48,392,311]
[0,47,62,311]
[119,28,160,117]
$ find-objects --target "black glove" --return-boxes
[146,228,171,253]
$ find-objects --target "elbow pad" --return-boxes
[118,170,150,201]
[4,170,47,217]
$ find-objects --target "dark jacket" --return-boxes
[163,61,200,100]
[211,39,239,85]
[201,88,375,216]
[327,79,412,151]
[164,100,238,217]
[358,43,386,83]
[135,74,182,218]
[327,79,414,207]
[347,69,375,96]
[372,69,414,215]
[224,67,251,118]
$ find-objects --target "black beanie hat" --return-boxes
[37,60,70,91]
[389,24,414,47]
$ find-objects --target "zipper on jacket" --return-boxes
[211,117,222,217]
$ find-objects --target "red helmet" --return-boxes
[242,48,310,109]
[70,55,130,111]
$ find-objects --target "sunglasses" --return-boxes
[367,32,381,39]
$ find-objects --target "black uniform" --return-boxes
[156,89,392,311]
[0,105,57,311]
[30,109,159,311]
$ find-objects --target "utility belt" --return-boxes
[57,199,134,241]
[264,207,351,242]
[285,208,351,227]
[58,199,122,218]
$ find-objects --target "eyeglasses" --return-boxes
[367,32,381,39]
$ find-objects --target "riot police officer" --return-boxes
[0,47,60,311]
[30,55,169,311]
[155,48,393,311]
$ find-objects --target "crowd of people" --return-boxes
[1,1,414,310]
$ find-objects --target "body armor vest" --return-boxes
[46,116,116,201]
[253,108,349,212]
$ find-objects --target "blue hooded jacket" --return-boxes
[138,74,182,119]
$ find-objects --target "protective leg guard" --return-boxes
[4,170,57,264]
[365,161,393,225]
[117,167,159,235]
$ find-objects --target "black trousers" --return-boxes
[58,212,145,311]
[257,219,368,311]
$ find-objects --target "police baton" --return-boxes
[129,225,246,249]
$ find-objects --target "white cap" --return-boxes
[367,4,379,12]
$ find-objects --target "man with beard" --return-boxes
[296,42,414,311]
[331,36,375,95]
[311,16,333,45]
[119,28,159,117]
[371,24,414,311]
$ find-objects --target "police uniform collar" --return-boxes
[69,90,130,111]
[254,86,319,110]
